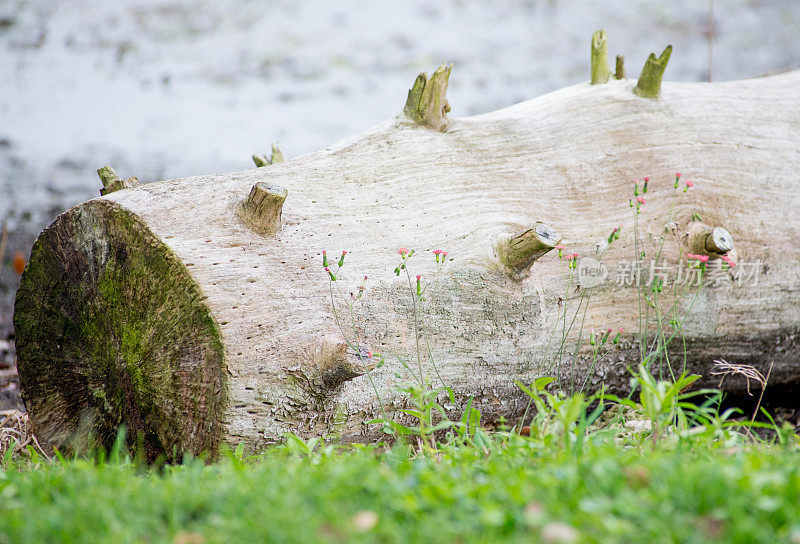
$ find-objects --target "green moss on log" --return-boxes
[13,199,226,461]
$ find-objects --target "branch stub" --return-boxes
[496,221,561,279]
[403,64,452,131]
[633,45,672,98]
[590,30,611,85]
[615,55,625,80]
[240,182,288,235]
[253,143,286,168]
[98,165,141,196]
[687,222,734,256]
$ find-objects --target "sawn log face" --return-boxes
[14,200,226,459]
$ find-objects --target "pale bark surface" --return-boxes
[14,71,800,456]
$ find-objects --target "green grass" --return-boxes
[2,412,800,544]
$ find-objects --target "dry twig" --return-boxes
[711,359,774,434]
[711,359,766,396]
[0,409,50,461]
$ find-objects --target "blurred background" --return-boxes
[1,0,799,408]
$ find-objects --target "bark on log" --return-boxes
[13,69,800,459]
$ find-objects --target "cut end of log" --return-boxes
[633,45,672,98]
[13,200,226,461]
[403,64,452,131]
[496,221,561,279]
[686,222,734,256]
[615,55,625,80]
[98,165,141,196]
[590,30,611,85]
[240,182,288,235]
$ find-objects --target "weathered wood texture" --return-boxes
[14,71,800,457]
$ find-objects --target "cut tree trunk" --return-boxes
[14,70,800,459]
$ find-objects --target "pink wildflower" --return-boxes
[676,173,682,178]
[643,177,650,182]
[685,180,694,188]
[636,196,646,204]
[441,251,449,258]
[398,247,409,256]
[566,253,578,268]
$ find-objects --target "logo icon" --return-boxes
[577,257,607,288]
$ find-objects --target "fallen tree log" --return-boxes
[13,57,800,459]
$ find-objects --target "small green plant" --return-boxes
[322,249,387,419]
[373,382,455,454]
[323,245,462,451]
[516,376,605,452]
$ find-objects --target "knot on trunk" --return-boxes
[304,336,374,393]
